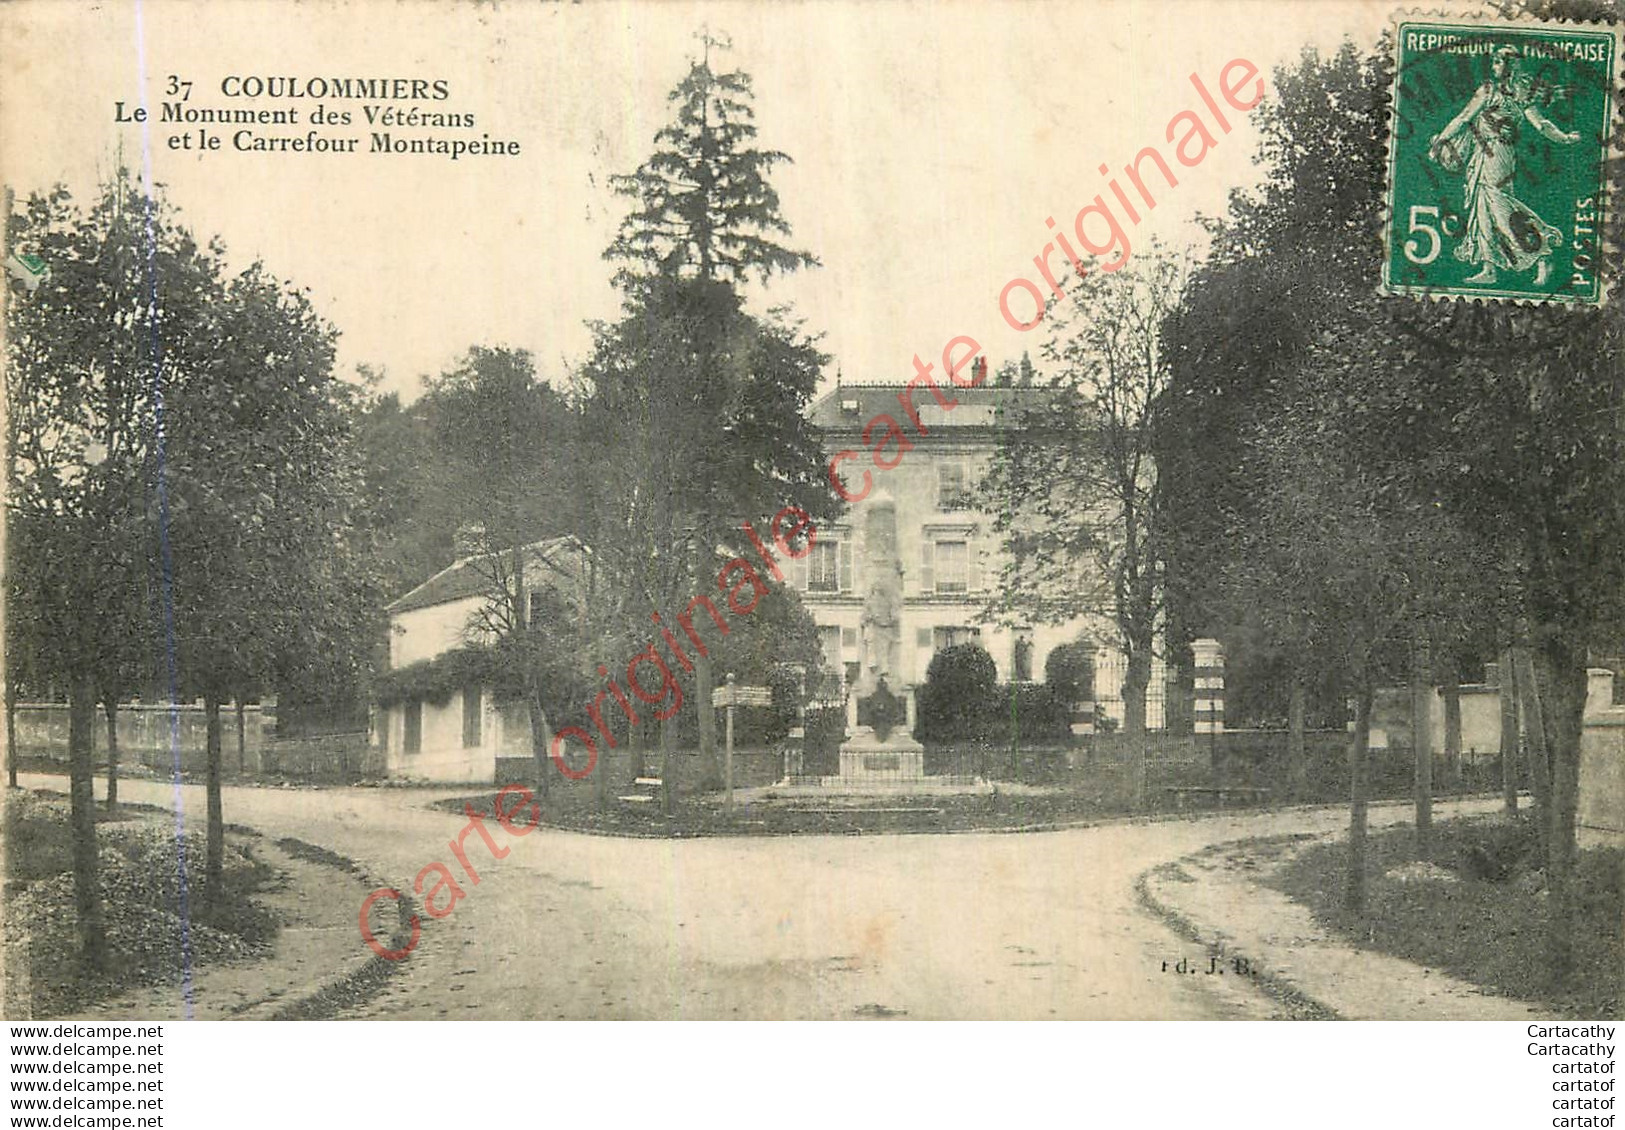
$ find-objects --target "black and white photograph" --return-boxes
[0,0,1621,1122]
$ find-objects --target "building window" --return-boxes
[797,530,853,594]
[818,625,842,672]
[808,541,840,592]
[933,626,982,650]
[935,540,969,593]
[1013,629,1034,683]
[937,463,969,510]
[462,686,482,748]
[404,700,422,755]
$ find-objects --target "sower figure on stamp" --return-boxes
[1429,45,1581,287]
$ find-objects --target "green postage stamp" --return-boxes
[1383,16,1621,305]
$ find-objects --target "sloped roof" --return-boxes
[808,382,1055,431]
[386,535,587,615]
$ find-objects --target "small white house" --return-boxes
[374,535,588,783]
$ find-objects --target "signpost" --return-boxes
[712,674,772,811]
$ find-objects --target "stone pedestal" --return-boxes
[836,725,925,783]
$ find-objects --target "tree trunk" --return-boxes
[7,687,18,788]
[1345,686,1372,917]
[1499,650,1519,813]
[592,692,610,811]
[1513,648,1552,859]
[516,546,551,801]
[68,675,106,967]
[659,712,676,816]
[696,648,720,790]
[527,684,552,802]
[1442,679,1463,794]
[1121,656,1150,738]
[627,714,645,780]
[1535,642,1586,986]
[1411,633,1433,858]
[203,694,224,906]
[1287,678,1306,801]
[102,699,119,811]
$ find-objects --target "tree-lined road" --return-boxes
[25,774,1468,1020]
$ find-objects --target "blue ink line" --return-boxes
[132,0,194,1022]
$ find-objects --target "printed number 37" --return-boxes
[1404,205,1442,266]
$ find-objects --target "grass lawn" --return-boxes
[1270,813,1622,1019]
[3,788,279,1018]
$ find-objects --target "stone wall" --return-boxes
[1579,671,1623,848]
[13,701,274,775]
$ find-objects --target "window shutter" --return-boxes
[919,541,934,594]
[969,539,983,592]
[792,551,809,592]
[839,539,854,593]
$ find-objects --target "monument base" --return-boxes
[835,725,924,784]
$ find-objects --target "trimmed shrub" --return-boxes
[985,682,1071,744]
[917,644,998,741]
[1044,641,1096,704]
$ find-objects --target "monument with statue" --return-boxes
[834,490,928,785]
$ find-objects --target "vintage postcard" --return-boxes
[0,0,1620,1056]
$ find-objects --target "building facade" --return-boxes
[374,536,588,782]
[799,380,1160,725]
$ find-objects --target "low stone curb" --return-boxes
[423,792,1457,841]
[1134,854,1340,1021]
[231,837,420,1022]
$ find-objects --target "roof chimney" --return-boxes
[973,356,989,385]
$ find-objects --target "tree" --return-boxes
[1161,20,1625,977]
[352,374,454,607]
[5,174,225,962]
[605,31,817,286]
[419,347,584,797]
[575,277,835,801]
[585,34,836,807]
[979,242,1187,735]
[160,258,377,901]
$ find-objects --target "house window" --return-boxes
[796,530,853,593]
[808,539,855,594]
[933,626,982,650]
[935,540,969,593]
[1013,629,1034,683]
[808,541,840,592]
[404,700,422,755]
[462,686,482,748]
[937,463,969,510]
[818,625,842,672]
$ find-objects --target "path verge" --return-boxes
[1137,833,1552,1021]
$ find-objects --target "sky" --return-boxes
[1,0,1393,403]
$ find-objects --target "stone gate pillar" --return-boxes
[1193,638,1225,734]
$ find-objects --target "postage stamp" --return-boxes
[1383,15,1622,305]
